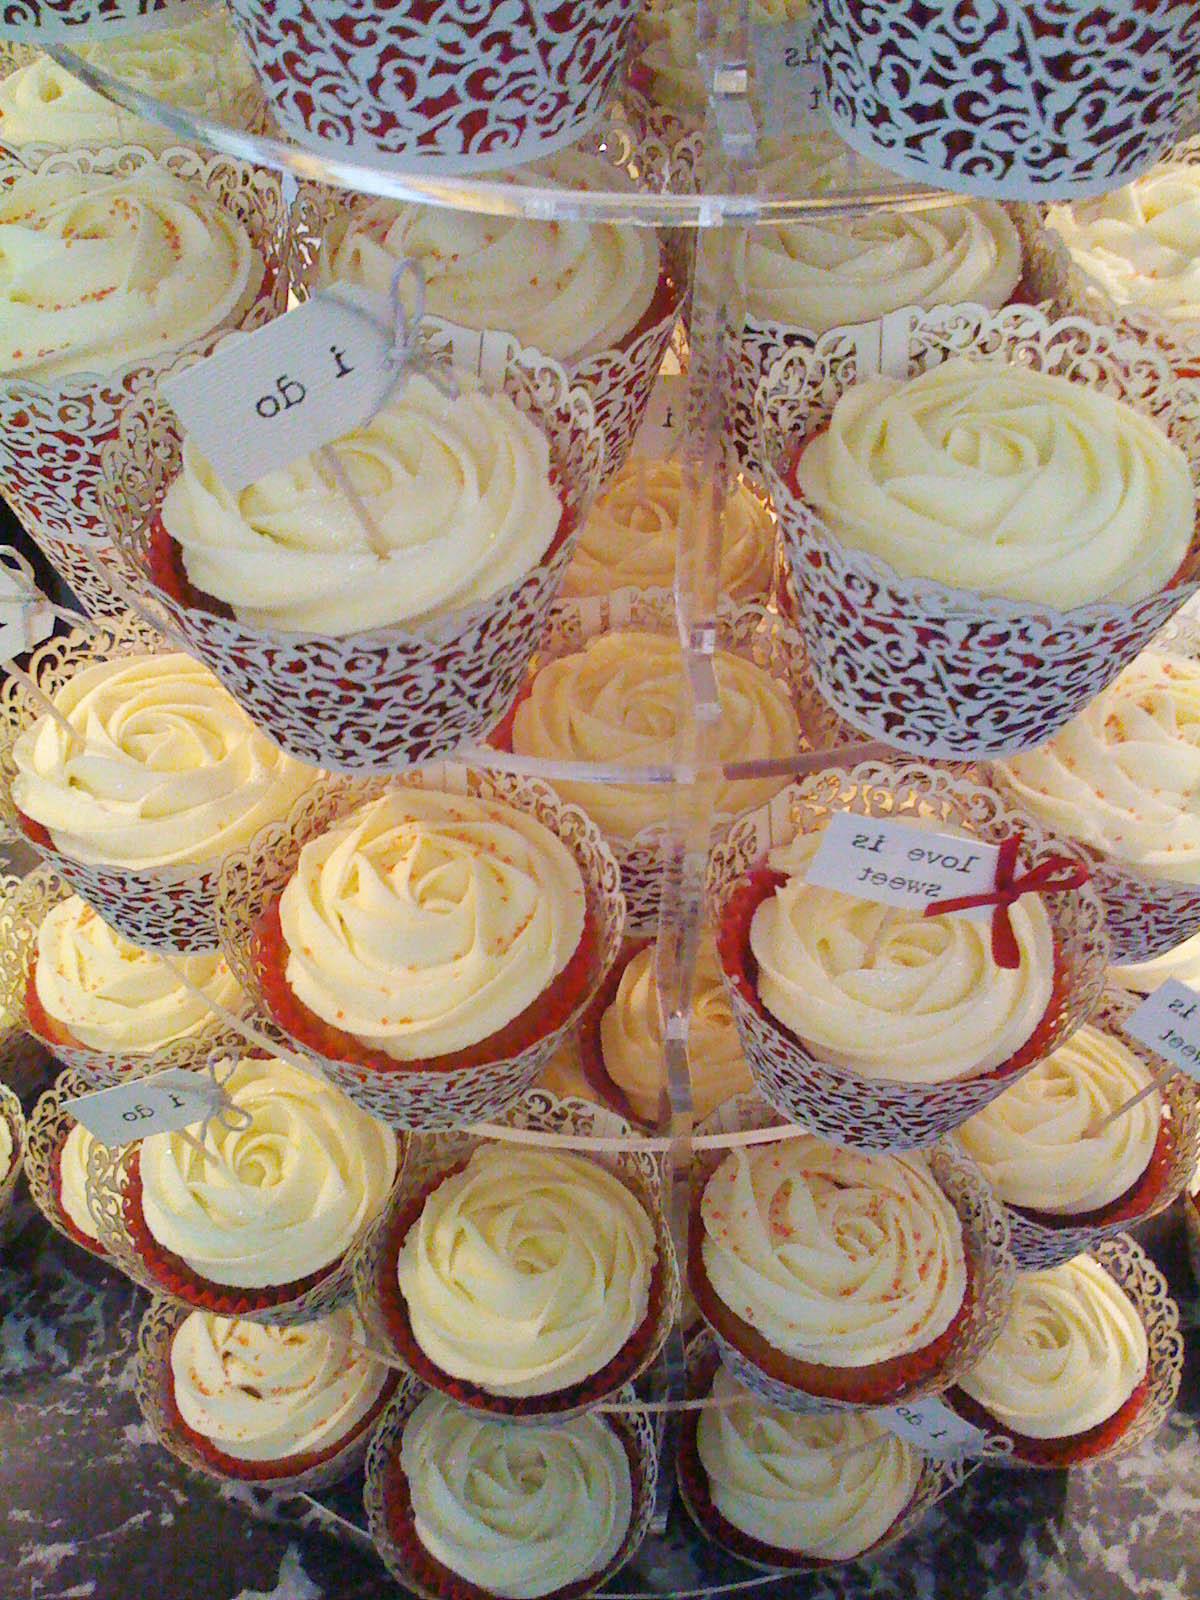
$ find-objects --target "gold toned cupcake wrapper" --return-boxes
[350,1087,682,1419]
[706,761,1110,1150]
[24,1068,109,1257]
[363,1373,659,1600]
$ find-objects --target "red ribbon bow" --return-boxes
[922,834,1090,969]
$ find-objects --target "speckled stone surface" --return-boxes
[2,1190,1198,1600]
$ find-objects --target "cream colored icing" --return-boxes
[58,1120,99,1243]
[400,1392,632,1600]
[601,934,754,1122]
[701,1139,967,1368]
[1047,163,1200,324]
[161,373,561,635]
[952,1024,1160,1215]
[561,457,775,601]
[794,357,1195,608]
[510,630,799,840]
[317,151,660,365]
[139,1055,397,1290]
[0,166,261,382]
[0,1112,12,1184]
[35,894,244,1052]
[170,1306,388,1464]
[957,1254,1148,1439]
[1112,926,1200,994]
[749,827,1054,1083]
[741,200,1021,331]
[396,1144,656,1398]
[10,652,314,871]
[697,1366,921,1558]
[279,788,586,1063]
[999,651,1200,885]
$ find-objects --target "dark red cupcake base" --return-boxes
[1013,1115,1175,1232]
[576,937,654,1128]
[947,1376,1151,1467]
[24,959,82,1052]
[49,1136,108,1259]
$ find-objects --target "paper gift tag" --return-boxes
[752,19,825,134]
[877,1396,988,1457]
[66,1068,228,1147]
[631,373,688,460]
[803,813,1001,922]
[1124,980,1200,1083]
[0,567,56,664]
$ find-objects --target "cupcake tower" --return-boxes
[1,9,1200,1600]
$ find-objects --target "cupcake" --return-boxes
[560,455,775,601]
[580,932,754,1125]
[691,1136,976,1408]
[679,1361,925,1569]
[1112,927,1200,995]
[376,1389,645,1600]
[53,1120,105,1255]
[383,1143,662,1415]
[151,1303,396,1484]
[949,1255,1150,1465]
[114,1053,398,1316]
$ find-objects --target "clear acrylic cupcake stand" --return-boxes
[3,2,1197,1595]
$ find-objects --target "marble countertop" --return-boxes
[3,1190,1199,1600]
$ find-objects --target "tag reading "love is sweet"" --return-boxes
[66,1068,229,1147]
[1124,979,1200,1085]
[751,18,825,135]
[804,814,1001,922]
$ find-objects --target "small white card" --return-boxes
[1124,979,1200,1083]
[66,1067,228,1147]
[631,373,687,460]
[877,1396,988,1457]
[0,570,55,665]
[804,814,1000,922]
[752,18,825,134]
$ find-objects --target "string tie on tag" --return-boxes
[923,833,1090,970]
[176,1056,253,1165]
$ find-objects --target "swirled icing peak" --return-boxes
[1112,925,1200,995]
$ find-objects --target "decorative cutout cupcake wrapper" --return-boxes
[815,0,1200,202]
[531,590,849,933]
[349,1088,680,1417]
[705,762,1109,1150]
[0,0,203,41]
[996,987,1200,1272]
[101,337,607,774]
[760,303,1200,760]
[16,528,125,623]
[0,1077,25,1238]
[134,1296,391,1491]
[0,144,290,549]
[215,769,625,1132]
[0,863,250,1090]
[0,610,329,951]
[675,1329,980,1575]
[614,83,703,200]
[362,1373,659,1600]
[688,1095,1015,1419]
[24,1067,109,1256]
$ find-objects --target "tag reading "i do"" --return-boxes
[65,1068,231,1147]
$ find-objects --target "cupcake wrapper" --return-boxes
[363,1373,658,1600]
[0,1079,26,1244]
[761,303,1200,760]
[0,145,289,550]
[0,862,248,1089]
[19,528,126,623]
[0,611,326,951]
[0,0,203,39]
[675,1330,976,1574]
[999,987,1200,1272]
[950,1234,1182,1469]
[688,1095,1014,1416]
[815,0,1200,201]
[350,1087,681,1417]
[513,590,846,933]
[24,1069,109,1257]
[216,769,625,1130]
[227,0,638,174]
[1185,1193,1200,1292]
[134,1296,398,1490]
[102,337,607,774]
[706,761,1110,1149]
[618,82,702,197]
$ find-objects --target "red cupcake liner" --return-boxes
[575,936,654,1128]
[1011,1116,1174,1235]
[947,1376,1151,1469]
[24,959,82,1053]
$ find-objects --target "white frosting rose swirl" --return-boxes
[59,1122,100,1244]
[749,829,1053,1082]
[742,200,1021,330]
[562,457,775,601]
[0,166,261,381]
[1113,926,1200,994]
[0,1113,12,1184]
[794,357,1195,608]
[319,152,659,364]
[697,1366,922,1558]
[952,1024,1161,1215]
[35,895,244,1052]
[601,934,753,1121]
[957,1255,1148,1439]
[999,651,1200,885]
[170,1307,388,1464]
[701,1140,967,1367]
[1047,164,1200,324]
[162,374,561,634]
[11,653,314,870]
[396,1144,656,1398]
[511,630,799,839]
[279,789,586,1062]
[400,1392,632,1600]
[139,1055,398,1290]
